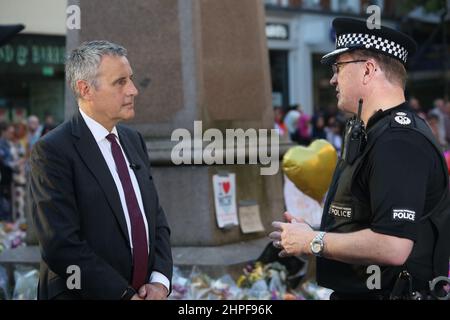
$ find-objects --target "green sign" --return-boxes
[0,44,65,66]
[42,66,55,76]
[0,34,65,77]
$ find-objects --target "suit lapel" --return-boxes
[117,128,153,231]
[71,112,131,246]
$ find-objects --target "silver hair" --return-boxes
[65,40,127,98]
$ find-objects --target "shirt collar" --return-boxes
[79,108,118,142]
[366,102,409,130]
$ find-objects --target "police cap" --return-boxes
[321,18,417,66]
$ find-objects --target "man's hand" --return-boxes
[269,212,315,257]
[138,283,168,300]
[131,294,144,300]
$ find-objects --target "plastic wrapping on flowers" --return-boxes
[0,222,27,254]
[170,262,331,300]
[0,265,39,300]
[12,265,39,300]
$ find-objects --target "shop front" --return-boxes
[0,34,65,124]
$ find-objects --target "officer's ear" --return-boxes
[362,59,377,84]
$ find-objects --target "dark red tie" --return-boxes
[106,133,148,290]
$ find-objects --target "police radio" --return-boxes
[342,98,367,165]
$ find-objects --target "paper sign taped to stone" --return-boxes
[213,173,238,228]
[238,203,264,234]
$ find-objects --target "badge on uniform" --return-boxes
[391,208,416,222]
[329,203,353,220]
[391,111,414,128]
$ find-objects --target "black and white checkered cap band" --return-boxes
[336,33,408,63]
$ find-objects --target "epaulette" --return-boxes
[390,110,416,129]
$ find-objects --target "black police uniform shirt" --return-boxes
[317,102,447,294]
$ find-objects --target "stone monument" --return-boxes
[63,0,284,264]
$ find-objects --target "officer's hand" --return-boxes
[270,219,314,257]
[284,211,305,224]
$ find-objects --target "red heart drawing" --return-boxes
[222,181,230,194]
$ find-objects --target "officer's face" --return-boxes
[330,53,365,114]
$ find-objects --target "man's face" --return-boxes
[5,126,15,140]
[88,55,138,126]
[445,102,450,115]
[436,99,445,112]
[28,117,40,132]
[329,53,365,114]
[409,98,420,110]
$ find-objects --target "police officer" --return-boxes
[270,17,450,299]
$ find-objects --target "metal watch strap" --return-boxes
[316,231,326,242]
[312,231,326,257]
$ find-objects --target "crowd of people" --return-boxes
[410,97,450,150]
[274,96,450,154]
[274,104,345,154]
[0,114,56,222]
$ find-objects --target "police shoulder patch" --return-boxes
[391,110,414,128]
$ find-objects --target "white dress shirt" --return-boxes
[79,108,169,292]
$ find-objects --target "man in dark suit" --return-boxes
[30,40,172,300]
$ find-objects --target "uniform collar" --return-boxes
[366,102,409,130]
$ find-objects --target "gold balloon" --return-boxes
[282,139,338,203]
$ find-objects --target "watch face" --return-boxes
[312,242,322,253]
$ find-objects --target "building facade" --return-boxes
[0,0,66,124]
[264,0,450,115]
[1,0,448,122]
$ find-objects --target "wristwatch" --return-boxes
[310,231,326,257]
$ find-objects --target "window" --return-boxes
[264,0,278,6]
[303,0,321,9]
[264,0,289,7]
[269,50,290,109]
[361,0,385,16]
[367,0,384,12]
[331,0,360,13]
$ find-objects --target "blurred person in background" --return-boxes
[311,113,327,140]
[325,116,343,155]
[26,115,43,156]
[429,98,448,147]
[408,96,426,119]
[284,104,301,143]
[41,113,57,136]
[274,107,289,142]
[426,113,447,149]
[296,110,311,146]
[0,122,14,221]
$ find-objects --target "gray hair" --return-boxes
[65,40,127,98]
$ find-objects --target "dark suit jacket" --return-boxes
[30,112,172,299]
